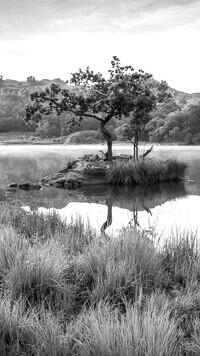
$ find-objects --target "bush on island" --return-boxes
[105,159,188,185]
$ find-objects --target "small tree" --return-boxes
[27,76,36,84]
[25,57,169,161]
[120,81,171,160]
[0,75,3,82]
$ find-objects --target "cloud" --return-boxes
[1,0,200,93]
[0,49,29,57]
[0,0,199,40]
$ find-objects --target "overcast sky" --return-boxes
[0,0,200,93]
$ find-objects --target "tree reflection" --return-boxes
[96,182,187,235]
[100,196,113,238]
[14,181,187,236]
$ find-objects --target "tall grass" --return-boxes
[0,226,28,276]
[0,298,32,356]
[0,202,95,254]
[0,202,67,239]
[0,298,72,355]
[160,232,200,291]
[6,239,71,305]
[0,201,200,354]
[105,159,188,185]
[77,232,160,305]
[71,299,182,356]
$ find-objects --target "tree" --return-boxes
[0,75,3,82]
[119,81,171,160]
[27,76,36,84]
[25,57,169,161]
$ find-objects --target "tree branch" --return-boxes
[67,108,103,122]
[36,96,103,122]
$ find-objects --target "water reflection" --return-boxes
[2,144,200,238]
[15,182,188,238]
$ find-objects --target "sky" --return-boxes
[0,0,200,93]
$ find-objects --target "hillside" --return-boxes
[0,78,200,143]
[168,87,200,107]
[0,78,67,133]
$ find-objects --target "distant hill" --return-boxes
[0,78,68,132]
[168,87,200,107]
[0,78,200,143]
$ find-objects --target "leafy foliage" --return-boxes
[27,76,36,83]
[148,102,200,144]
[119,80,171,160]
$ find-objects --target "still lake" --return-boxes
[1,144,200,239]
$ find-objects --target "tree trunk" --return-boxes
[133,144,136,161]
[101,197,112,238]
[100,121,113,161]
[136,141,138,161]
[134,135,139,161]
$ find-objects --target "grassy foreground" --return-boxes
[106,159,188,185]
[0,202,200,355]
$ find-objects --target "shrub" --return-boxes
[105,159,187,185]
[65,130,103,144]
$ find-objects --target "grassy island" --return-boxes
[0,201,199,355]
[41,155,188,189]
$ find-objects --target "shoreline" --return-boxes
[0,139,197,146]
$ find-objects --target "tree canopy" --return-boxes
[118,82,171,160]
[27,76,36,84]
[25,56,171,160]
[148,102,200,144]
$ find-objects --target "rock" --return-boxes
[63,172,83,188]
[49,178,66,188]
[18,182,42,190]
[41,153,112,188]
[7,182,42,190]
[8,183,19,189]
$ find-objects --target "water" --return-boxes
[1,144,200,239]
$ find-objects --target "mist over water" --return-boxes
[1,144,200,238]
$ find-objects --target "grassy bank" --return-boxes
[0,132,66,145]
[106,159,188,185]
[0,202,200,355]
